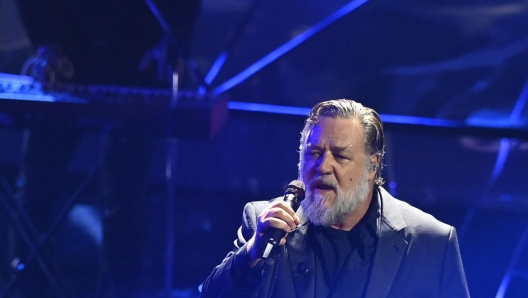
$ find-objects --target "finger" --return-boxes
[266,201,299,227]
[274,201,298,218]
[261,207,298,230]
[279,237,287,246]
[261,217,294,233]
[294,214,301,225]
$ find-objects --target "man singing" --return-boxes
[201,99,470,297]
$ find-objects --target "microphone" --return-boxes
[262,180,305,259]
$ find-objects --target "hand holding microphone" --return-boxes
[246,180,305,266]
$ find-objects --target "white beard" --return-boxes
[301,167,370,227]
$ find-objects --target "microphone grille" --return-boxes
[288,180,305,191]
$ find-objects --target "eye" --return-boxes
[334,154,348,162]
[305,150,320,158]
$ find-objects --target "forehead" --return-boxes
[306,117,364,150]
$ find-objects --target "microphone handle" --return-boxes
[261,194,299,259]
[267,229,286,247]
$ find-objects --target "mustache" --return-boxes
[308,176,339,190]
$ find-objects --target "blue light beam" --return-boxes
[487,78,528,189]
[493,77,528,297]
[228,101,466,128]
[205,51,228,85]
[204,0,265,84]
[212,0,370,95]
[495,221,528,298]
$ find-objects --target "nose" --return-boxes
[315,151,333,174]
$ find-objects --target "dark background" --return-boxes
[1,0,528,297]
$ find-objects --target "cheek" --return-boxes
[300,158,312,170]
[338,166,361,187]
[300,160,313,178]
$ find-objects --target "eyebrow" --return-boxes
[305,143,351,152]
[332,145,351,152]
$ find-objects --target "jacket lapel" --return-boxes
[284,188,408,298]
[286,208,315,298]
[365,188,408,298]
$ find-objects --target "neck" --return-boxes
[331,188,374,231]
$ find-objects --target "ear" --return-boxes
[367,154,381,181]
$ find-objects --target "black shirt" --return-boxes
[227,192,380,297]
[312,193,379,298]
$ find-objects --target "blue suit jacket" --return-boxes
[202,187,470,298]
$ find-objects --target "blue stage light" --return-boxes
[213,0,369,95]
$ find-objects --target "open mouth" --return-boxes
[313,182,335,192]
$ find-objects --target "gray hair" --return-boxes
[299,99,385,186]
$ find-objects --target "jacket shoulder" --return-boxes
[238,197,283,241]
[380,187,453,238]
[242,197,282,219]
